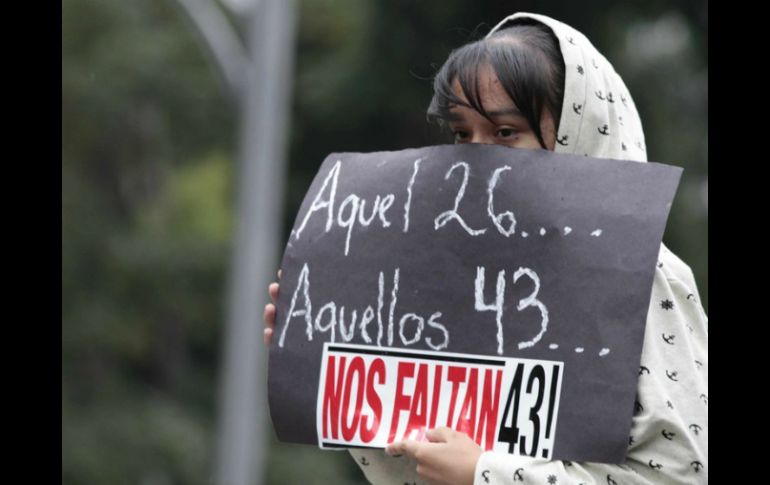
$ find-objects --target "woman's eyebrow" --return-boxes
[487,107,525,118]
[445,106,524,122]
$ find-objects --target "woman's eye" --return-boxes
[496,128,516,138]
[452,130,470,143]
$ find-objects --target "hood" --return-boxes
[488,12,648,163]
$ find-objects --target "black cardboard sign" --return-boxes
[268,144,681,463]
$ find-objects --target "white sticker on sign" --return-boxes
[316,343,564,459]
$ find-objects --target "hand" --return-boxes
[263,269,281,346]
[385,427,482,485]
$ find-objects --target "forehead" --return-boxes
[450,63,516,110]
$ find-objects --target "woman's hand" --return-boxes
[385,427,482,485]
[262,270,281,346]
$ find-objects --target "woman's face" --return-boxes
[447,64,556,151]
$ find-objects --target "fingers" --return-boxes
[269,282,279,304]
[384,442,401,457]
[263,304,276,349]
[264,302,276,325]
[385,439,421,458]
[263,303,276,345]
[426,427,453,443]
[262,269,282,347]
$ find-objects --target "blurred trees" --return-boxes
[62,0,707,483]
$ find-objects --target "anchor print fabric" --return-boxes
[523,13,649,163]
[350,12,707,485]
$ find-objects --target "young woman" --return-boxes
[264,12,708,485]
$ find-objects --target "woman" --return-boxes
[264,12,708,485]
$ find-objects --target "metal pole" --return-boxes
[214,0,297,483]
[170,0,248,100]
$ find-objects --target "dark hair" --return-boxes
[427,19,565,149]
